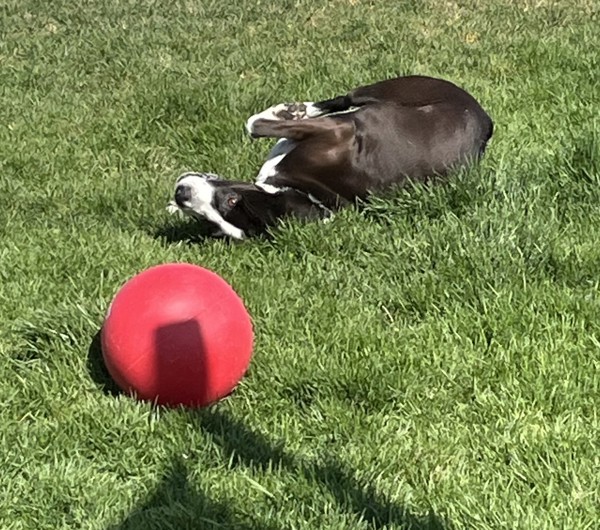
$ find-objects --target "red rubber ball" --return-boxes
[101,263,254,408]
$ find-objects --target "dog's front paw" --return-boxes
[166,201,181,215]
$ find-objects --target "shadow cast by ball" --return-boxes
[87,329,122,397]
[90,301,448,527]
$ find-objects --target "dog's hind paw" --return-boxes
[272,102,325,119]
[273,102,308,120]
[246,102,321,136]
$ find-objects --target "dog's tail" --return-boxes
[310,95,355,116]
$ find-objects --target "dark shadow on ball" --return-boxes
[152,318,210,407]
[86,328,122,396]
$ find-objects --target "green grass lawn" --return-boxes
[1,0,599,528]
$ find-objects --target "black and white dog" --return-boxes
[168,75,493,239]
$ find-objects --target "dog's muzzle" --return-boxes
[174,184,192,208]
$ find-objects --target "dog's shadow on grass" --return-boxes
[152,218,223,246]
[152,219,275,246]
[89,337,450,529]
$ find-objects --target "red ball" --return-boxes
[101,263,254,408]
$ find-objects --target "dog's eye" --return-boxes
[227,196,238,207]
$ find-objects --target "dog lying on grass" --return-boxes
[167,75,493,239]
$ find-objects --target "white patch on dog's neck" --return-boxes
[176,175,245,240]
[256,182,287,194]
[255,138,296,194]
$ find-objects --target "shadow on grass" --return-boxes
[193,409,450,530]
[152,218,276,245]
[106,458,281,530]
[87,329,122,396]
[89,337,450,529]
[152,218,222,245]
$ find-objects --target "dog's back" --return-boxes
[259,76,493,207]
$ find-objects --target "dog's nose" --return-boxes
[175,185,192,207]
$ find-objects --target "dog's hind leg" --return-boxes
[247,115,347,141]
[245,102,331,135]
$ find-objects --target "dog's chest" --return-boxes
[254,138,297,193]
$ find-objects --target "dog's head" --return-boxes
[168,172,287,239]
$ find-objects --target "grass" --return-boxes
[1,0,599,528]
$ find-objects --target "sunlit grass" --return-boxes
[0,1,599,528]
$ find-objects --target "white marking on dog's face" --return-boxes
[176,171,221,183]
[173,174,245,240]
